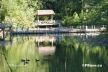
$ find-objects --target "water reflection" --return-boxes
[0,33,108,72]
[35,35,56,56]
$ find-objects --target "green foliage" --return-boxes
[1,0,41,27]
[63,12,82,26]
[41,0,82,19]
[0,0,108,27]
[41,0,108,26]
[100,4,108,24]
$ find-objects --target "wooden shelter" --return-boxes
[36,10,58,28]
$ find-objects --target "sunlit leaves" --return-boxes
[1,0,41,27]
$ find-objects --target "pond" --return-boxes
[0,33,108,72]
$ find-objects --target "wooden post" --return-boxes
[38,27,39,30]
[9,26,12,39]
[86,25,88,30]
[85,33,88,39]
[52,39,53,46]
[2,28,5,40]
[51,15,53,21]
[80,26,81,30]
[37,16,39,22]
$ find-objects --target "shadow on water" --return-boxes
[0,33,108,72]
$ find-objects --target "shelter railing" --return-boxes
[35,20,61,26]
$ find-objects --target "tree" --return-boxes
[1,0,42,28]
[41,0,82,19]
[0,0,108,27]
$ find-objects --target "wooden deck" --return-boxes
[11,26,107,34]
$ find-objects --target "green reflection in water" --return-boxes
[0,35,108,72]
[54,37,108,72]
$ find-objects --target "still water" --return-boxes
[0,33,108,72]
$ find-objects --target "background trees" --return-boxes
[0,0,108,27]
[0,0,41,28]
[37,0,108,26]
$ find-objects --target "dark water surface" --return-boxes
[0,33,108,72]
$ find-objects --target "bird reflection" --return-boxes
[21,58,30,65]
